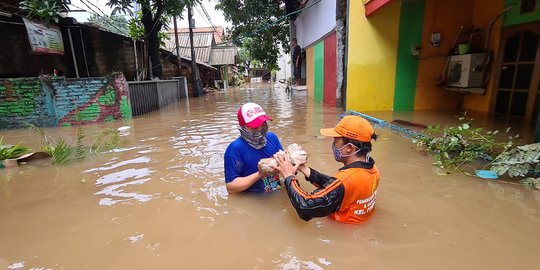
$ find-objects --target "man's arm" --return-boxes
[283,176,344,221]
[226,171,264,193]
[297,164,333,188]
[273,154,343,221]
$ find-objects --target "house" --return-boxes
[165,27,238,88]
[292,0,342,106]
[291,0,540,140]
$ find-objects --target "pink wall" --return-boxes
[323,33,337,106]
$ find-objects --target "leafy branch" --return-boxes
[19,0,66,25]
[28,124,120,165]
[0,137,32,161]
[413,113,514,174]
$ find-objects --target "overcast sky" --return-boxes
[68,0,232,30]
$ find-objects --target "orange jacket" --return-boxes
[329,165,379,223]
[283,159,380,224]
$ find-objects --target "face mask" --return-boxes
[332,142,360,162]
[240,123,268,149]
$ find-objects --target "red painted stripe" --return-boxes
[365,0,393,17]
[323,32,337,106]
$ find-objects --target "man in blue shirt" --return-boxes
[224,103,284,193]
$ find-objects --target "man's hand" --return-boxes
[271,151,299,178]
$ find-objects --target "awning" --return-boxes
[365,0,393,17]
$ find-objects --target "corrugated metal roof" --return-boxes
[164,32,213,63]
[209,47,238,66]
[168,27,225,44]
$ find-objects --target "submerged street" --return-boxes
[1,85,539,269]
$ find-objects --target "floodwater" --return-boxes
[1,85,539,270]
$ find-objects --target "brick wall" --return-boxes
[0,73,132,129]
[0,19,68,78]
[1,16,145,80]
[0,77,55,128]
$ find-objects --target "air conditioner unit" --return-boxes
[446,53,487,88]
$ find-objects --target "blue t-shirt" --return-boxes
[224,132,283,193]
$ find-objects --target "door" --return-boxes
[493,23,540,120]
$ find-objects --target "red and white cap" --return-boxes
[237,102,272,128]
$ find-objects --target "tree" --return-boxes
[106,0,198,78]
[216,0,289,70]
[87,14,129,36]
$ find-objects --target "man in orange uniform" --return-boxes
[273,115,380,223]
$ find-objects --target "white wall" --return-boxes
[294,0,336,48]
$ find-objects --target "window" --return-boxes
[521,0,537,14]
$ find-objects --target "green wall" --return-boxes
[314,41,325,103]
[393,1,425,111]
[504,0,540,26]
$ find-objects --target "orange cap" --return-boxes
[320,115,375,142]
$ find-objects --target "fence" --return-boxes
[127,78,188,116]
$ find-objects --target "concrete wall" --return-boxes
[414,0,471,110]
[346,0,401,111]
[294,0,337,48]
[306,46,315,97]
[346,0,506,112]
[0,73,132,129]
[463,0,505,112]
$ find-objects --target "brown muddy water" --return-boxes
[1,84,540,269]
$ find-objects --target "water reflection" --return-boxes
[1,84,540,269]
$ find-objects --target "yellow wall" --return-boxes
[346,1,401,111]
[414,0,474,110]
[462,0,504,112]
[306,46,315,97]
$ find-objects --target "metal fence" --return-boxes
[127,78,188,116]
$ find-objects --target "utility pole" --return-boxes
[173,15,181,78]
[173,16,180,58]
[188,6,202,97]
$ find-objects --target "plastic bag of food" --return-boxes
[257,144,308,176]
[286,143,307,165]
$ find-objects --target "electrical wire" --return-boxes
[198,3,224,42]
[249,0,322,36]
[72,1,126,35]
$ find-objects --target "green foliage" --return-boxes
[28,124,120,165]
[0,137,32,161]
[43,139,72,164]
[88,14,129,36]
[106,0,198,77]
[414,114,513,174]
[92,128,120,153]
[19,0,66,25]
[216,0,289,70]
[74,127,87,161]
[127,11,170,47]
[127,12,145,41]
[489,143,540,178]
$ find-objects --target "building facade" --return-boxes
[294,0,540,123]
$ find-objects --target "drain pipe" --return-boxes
[481,6,514,88]
[484,6,513,51]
